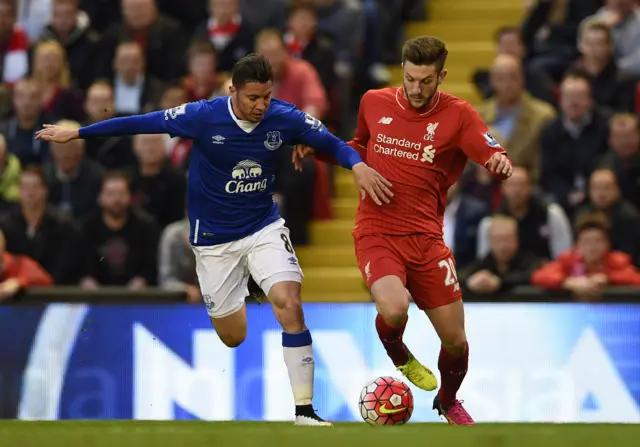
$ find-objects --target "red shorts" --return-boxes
[354,233,462,310]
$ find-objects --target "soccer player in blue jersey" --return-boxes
[36,54,392,426]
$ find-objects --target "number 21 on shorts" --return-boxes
[438,257,460,290]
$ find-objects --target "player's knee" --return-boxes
[376,300,409,326]
[371,276,409,325]
[269,282,302,311]
[276,299,304,332]
[441,330,467,355]
[272,291,305,331]
[219,332,247,348]
[374,291,409,326]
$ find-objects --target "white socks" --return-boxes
[282,330,314,406]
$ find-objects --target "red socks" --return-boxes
[375,313,410,366]
[438,342,469,406]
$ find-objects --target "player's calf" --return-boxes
[371,276,437,391]
[426,300,471,418]
[371,276,411,365]
[267,278,331,426]
[209,304,248,348]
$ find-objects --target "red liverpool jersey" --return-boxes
[349,87,506,239]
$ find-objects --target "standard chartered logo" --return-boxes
[225,160,268,194]
[373,133,435,163]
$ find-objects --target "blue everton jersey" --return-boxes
[160,97,351,246]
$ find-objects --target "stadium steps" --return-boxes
[297,246,356,268]
[332,197,358,219]
[302,291,370,303]
[310,219,355,246]
[301,267,365,293]
[429,0,524,22]
[299,0,524,302]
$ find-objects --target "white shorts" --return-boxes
[192,218,303,318]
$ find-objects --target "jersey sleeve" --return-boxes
[78,100,207,140]
[458,103,506,167]
[314,91,370,165]
[161,100,208,139]
[289,107,363,169]
[348,90,371,159]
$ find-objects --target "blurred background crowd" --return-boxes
[0,0,639,304]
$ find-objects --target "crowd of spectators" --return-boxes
[0,0,423,301]
[449,0,640,301]
[2,0,640,304]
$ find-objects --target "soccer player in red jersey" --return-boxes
[294,36,513,425]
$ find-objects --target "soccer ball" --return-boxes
[359,376,414,425]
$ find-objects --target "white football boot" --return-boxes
[294,405,333,426]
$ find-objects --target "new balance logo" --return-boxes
[378,117,393,124]
[212,135,225,144]
[421,145,435,163]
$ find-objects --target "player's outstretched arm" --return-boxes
[36,102,204,143]
[35,111,169,143]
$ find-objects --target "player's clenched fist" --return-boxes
[485,152,513,180]
[352,162,393,206]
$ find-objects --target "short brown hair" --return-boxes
[102,171,131,191]
[255,28,284,48]
[402,36,448,72]
[288,0,317,17]
[575,212,611,239]
[288,0,315,15]
[188,40,217,60]
[21,165,47,187]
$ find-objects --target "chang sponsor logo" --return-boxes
[225,160,268,194]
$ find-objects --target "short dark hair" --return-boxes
[402,36,448,72]
[231,53,273,87]
[288,0,316,16]
[575,212,611,240]
[102,171,131,191]
[494,26,521,43]
[562,68,592,86]
[21,165,47,187]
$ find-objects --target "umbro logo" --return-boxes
[212,135,225,144]
[378,117,393,124]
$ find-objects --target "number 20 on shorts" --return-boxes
[438,257,458,287]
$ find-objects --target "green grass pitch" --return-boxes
[0,421,638,447]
